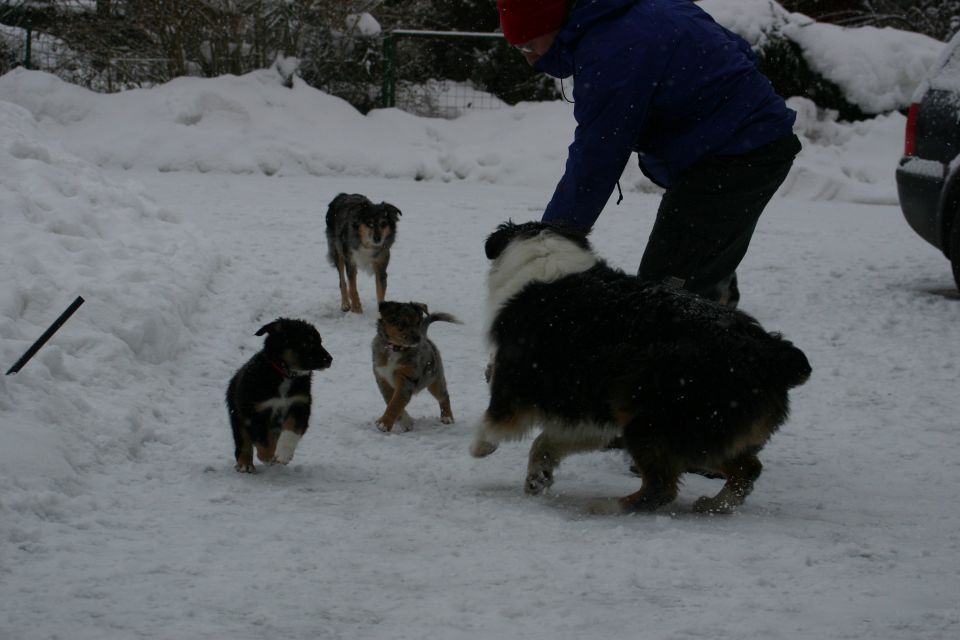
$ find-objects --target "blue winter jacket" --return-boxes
[537,0,797,229]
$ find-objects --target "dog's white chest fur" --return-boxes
[351,245,378,274]
[255,378,309,419]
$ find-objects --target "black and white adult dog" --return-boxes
[226,318,333,472]
[470,221,811,514]
[325,193,401,314]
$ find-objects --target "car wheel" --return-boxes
[951,214,960,291]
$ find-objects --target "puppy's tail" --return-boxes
[425,312,462,328]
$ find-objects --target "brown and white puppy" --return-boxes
[325,193,401,314]
[372,301,460,432]
[471,222,811,514]
[226,318,333,472]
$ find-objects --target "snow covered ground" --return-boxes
[1,38,959,640]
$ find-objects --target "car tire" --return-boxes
[951,213,960,291]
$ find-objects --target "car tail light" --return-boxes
[904,103,920,156]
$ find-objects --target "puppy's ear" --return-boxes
[255,319,282,336]
[484,221,517,260]
[411,302,429,315]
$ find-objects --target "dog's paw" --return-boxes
[376,418,393,433]
[469,438,498,458]
[234,461,255,473]
[586,498,627,516]
[399,413,414,431]
[692,495,735,514]
[340,302,351,312]
[524,470,553,495]
[440,415,455,425]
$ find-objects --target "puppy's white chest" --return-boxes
[374,350,401,381]
[255,378,308,419]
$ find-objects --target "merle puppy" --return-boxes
[325,193,401,314]
[226,318,333,472]
[372,301,460,432]
[470,221,811,514]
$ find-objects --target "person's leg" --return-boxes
[638,134,801,306]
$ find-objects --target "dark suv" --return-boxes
[896,33,960,290]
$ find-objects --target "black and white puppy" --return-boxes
[226,318,333,472]
[325,193,401,314]
[470,221,811,514]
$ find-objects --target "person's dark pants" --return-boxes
[638,133,802,307]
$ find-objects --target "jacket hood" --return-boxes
[534,0,638,78]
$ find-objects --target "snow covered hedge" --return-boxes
[703,0,944,118]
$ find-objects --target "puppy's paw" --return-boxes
[399,413,414,431]
[340,302,351,312]
[271,431,300,465]
[469,438,498,458]
[440,415,455,425]
[376,418,393,433]
[234,461,255,473]
[524,470,553,495]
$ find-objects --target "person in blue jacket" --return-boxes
[497,0,802,307]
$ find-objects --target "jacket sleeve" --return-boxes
[541,46,657,230]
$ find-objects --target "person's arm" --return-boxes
[541,46,658,229]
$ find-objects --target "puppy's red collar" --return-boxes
[268,359,290,378]
[386,342,412,352]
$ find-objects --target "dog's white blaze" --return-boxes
[273,431,301,464]
[486,232,597,332]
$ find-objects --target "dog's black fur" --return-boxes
[226,318,333,472]
[471,221,811,513]
[325,193,401,314]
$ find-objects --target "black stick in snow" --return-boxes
[6,296,85,375]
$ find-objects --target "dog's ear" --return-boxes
[551,222,593,251]
[255,319,282,336]
[484,221,518,260]
[383,203,401,222]
[411,302,429,315]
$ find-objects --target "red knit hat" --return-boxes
[497,0,570,45]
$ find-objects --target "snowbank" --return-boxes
[0,66,906,204]
[0,98,220,493]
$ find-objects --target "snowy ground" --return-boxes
[2,170,959,640]
[2,58,960,640]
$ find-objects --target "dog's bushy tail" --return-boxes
[769,335,812,389]
[325,193,349,230]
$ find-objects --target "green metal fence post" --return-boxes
[381,33,397,108]
[24,25,32,70]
